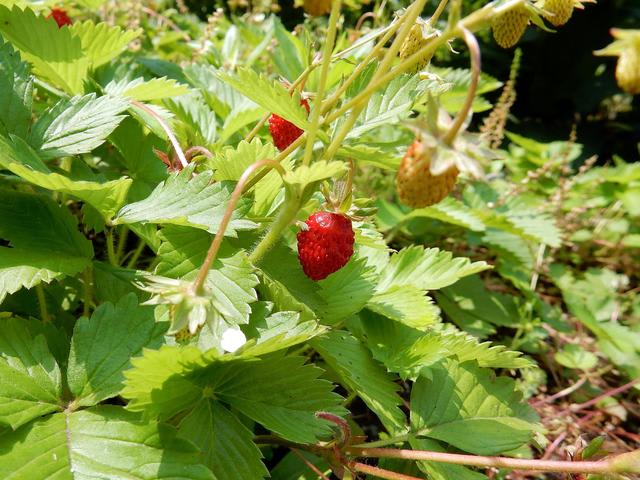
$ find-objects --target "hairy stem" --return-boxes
[351,463,423,480]
[442,27,480,145]
[35,284,50,323]
[192,159,286,293]
[427,0,450,25]
[345,447,631,474]
[302,0,342,166]
[131,100,188,169]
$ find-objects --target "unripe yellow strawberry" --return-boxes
[616,47,640,94]
[303,0,331,16]
[399,23,432,72]
[396,139,459,208]
[492,7,530,49]
[543,0,574,26]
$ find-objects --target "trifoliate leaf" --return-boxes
[67,294,168,407]
[377,245,490,292]
[410,359,538,455]
[0,135,132,219]
[69,20,141,69]
[105,76,190,101]
[0,39,33,138]
[312,331,406,433]
[114,165,257,235]
[29,93,129,159]
[367,286,441,328]
[218,67,310,130]
[0,189,93,302]
[178,400,268,480]
[0,406,215,479]
[0,5,89,94]
[0,317,62,429]
[352,312,532,379]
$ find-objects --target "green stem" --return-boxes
[352,433,411,448]
[115,226,129,266]
[192,159,286,293]
[82,266,93,317]
[248,189,302,266]
[126,238,147,269]
[302,0,342,166]
[106,229,118,266]
[35,284,50,323]
[427,0,450,25]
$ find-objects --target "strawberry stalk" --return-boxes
[191,159,286,294]
[302,0,342,166]
[442,27,480,145]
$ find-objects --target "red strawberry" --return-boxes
[269,98,310,151]
[297,211,355,281]
[48,8,72,28]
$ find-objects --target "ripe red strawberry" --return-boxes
[48,8,72,28]
[297,211,355,281]
[269,98,310,151]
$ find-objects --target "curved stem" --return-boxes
[192,159,285,293]
[131,100,188,169]
[442,27,480,145]
[345,447,624,474]
[316,412,351,449]
[303,0,342,166]
[427,0,450,25]
[184,146,213,163]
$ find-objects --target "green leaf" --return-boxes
[122,345,207,419]
[554,344,598,371]
[165,93,217,145]
[316,258,376,325]
[0,5,89,94]
[0,317,62,429]
[69,20,141,69]
[312,331,406,433]
[377,245,490,292]
[29,93,129,159]
[283,160,347,202]
[353,312,532,379]
[114,165,257,235]
[218,67,310,130]
[0,406,215,479]
[213,138,283,216]
[347,73,419,138]
[435,276,521,337]
[0,135,132,219]
[410,359,538,455]
[433,67,502,114]
[211,355,345,443]
[106,76,189,101]
[367,286,441,328]
[178,400,268,480]
[0,39,33,138]
[67,294,168,407]
[0,189,93,302]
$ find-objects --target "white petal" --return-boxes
[221,328,247,353]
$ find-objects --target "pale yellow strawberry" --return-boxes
[303,0,331,16]
[616,47,640,94]
[396,139,459,208]
[399,23,432,72]
[543,0,575,26]
[492,6,530,49]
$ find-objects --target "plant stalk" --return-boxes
[192,159,285,293]
[131,100,188,169]
[35,284,50,323]
[442,27,480,145]
[351,463,423,480]
[346,447,629,474]
[302,0,342,166]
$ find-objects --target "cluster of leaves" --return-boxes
[0,1,637,479]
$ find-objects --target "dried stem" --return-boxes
[192,159,285,293]
[442,27,480,145]
[345,446,633,474]
[131,100,188,169]
[566,378,640,413]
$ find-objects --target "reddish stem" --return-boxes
[566,378,640,414]
[352,462,424,480]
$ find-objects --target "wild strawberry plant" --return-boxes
[0,1,638,479]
